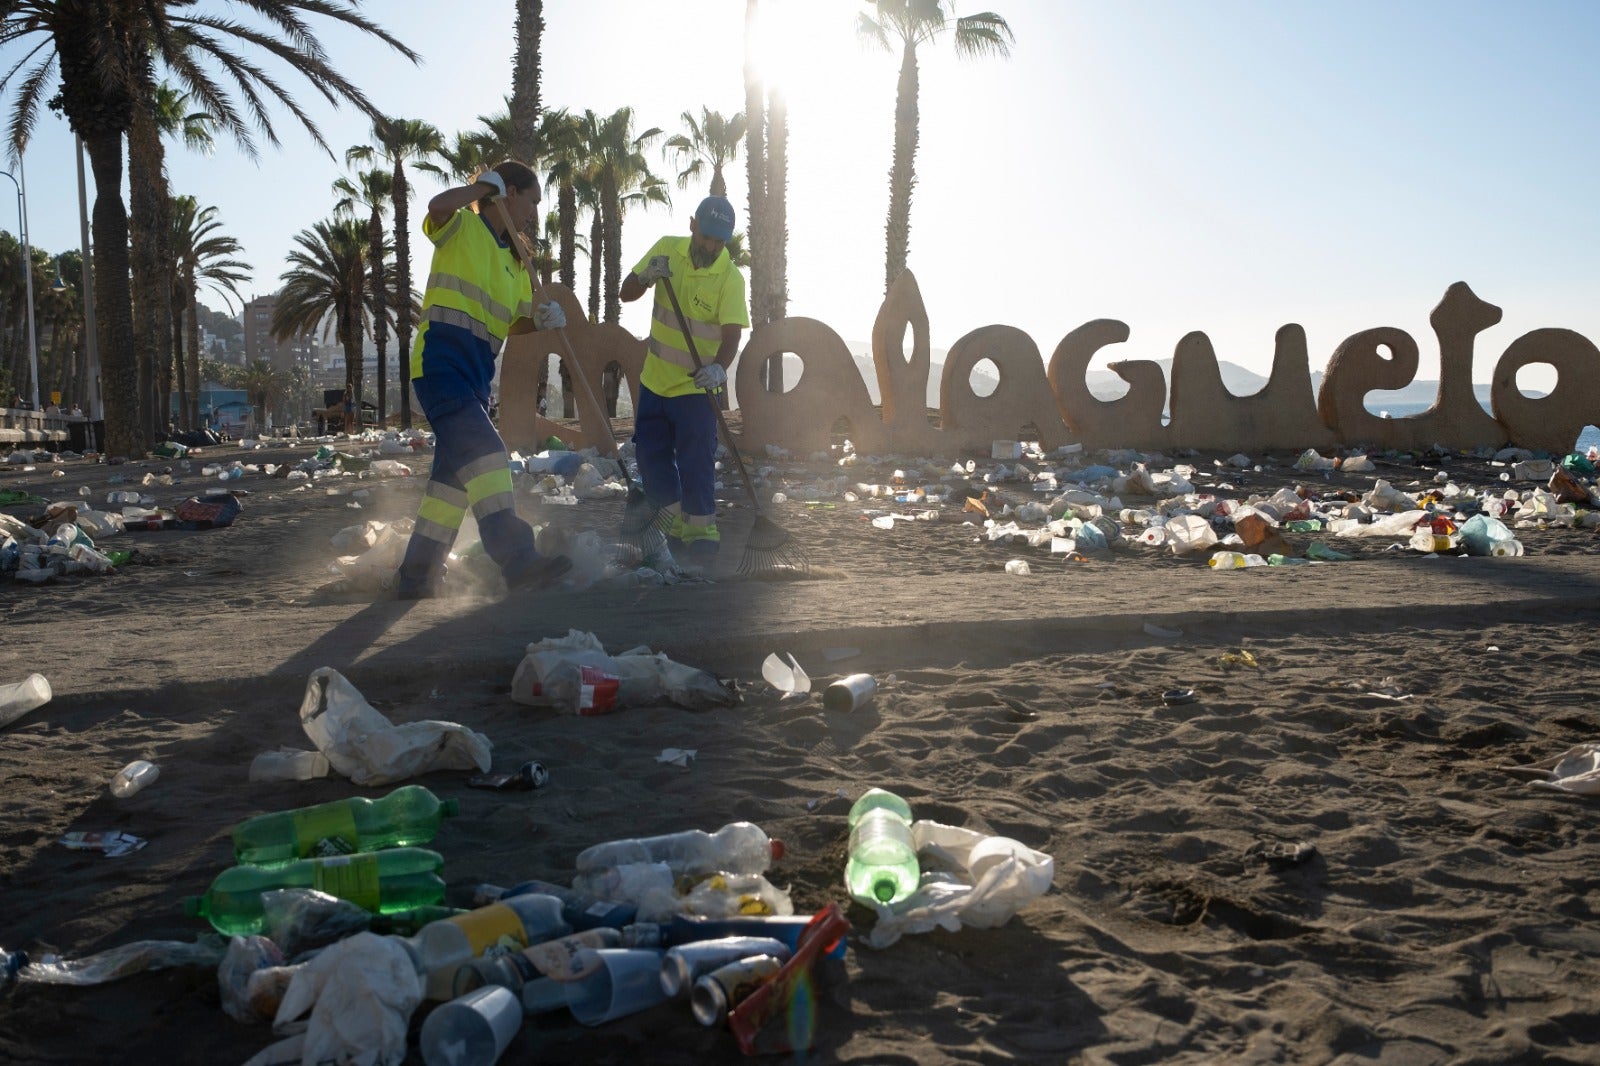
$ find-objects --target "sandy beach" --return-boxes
[4,432,1600,1065]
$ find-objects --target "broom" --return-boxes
[655,276,809,577]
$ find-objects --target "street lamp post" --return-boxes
[0,161,41,412]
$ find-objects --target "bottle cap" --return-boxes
[440,799,461,817]
[768,838,786,861]
[180,896,203,917]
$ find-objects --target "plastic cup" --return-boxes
[564,949,669,1026]
[823,674,876,713]
[420,985,522,1066]
[0,673,51,729]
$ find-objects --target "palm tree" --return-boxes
[857,0,1013,293]
[333,165,395,423]
[274,218,370,416]
[538,108,587,294]
[580,107,666,326]
[350,118,443,429]
[169,196,249,428]
[0,1,418,457]
[665,107,745,197]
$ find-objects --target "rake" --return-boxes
[656,276,809,577]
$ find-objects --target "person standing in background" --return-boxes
[618,195,749,570]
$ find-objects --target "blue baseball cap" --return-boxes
[695,195,736,241]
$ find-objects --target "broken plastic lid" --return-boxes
[761,653,810,696]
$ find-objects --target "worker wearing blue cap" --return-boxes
[619,195,750,569]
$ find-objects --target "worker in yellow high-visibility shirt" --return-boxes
[619,195,750,571]
[396,161,572,599]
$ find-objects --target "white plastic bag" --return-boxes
[510,630,735,713]
[260,932,422,1066]
[864,821,1054,949]
[298,668,491,786]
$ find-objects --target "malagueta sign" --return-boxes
[500,275,1596,459]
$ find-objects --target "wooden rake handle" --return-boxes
[490,197,618,458]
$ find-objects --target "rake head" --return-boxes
[736,514,811,577]
[617,483,675,541]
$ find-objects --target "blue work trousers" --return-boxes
[633,386,719,517]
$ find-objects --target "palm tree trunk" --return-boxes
[768,86,789,324]
[885,41,920,295]
[587,213,602,325]
[172,291,188,425]
[744,0,767,329]
[186,289,202,427]
[369,211,387,424]
[558,179,576,292]
[128,104,172,441]
[601,171,621,325]
[84,131,141,459]
[392,161,414,429]
[511,1,543,155]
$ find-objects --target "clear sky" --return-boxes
[4,1,1597,392]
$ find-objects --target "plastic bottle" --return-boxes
[106,490,141,505]
[183,847,446,935]
[574,822,784,878]
[845,789,919,907]
[486,879,637,930]
[231,784,459,866]
[110,760,159,798]
[402,894,570,1001]
[0,672,51,729]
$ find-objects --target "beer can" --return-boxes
[660,936,791,998]
[690,954,784,1027]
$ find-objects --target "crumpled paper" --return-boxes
[299,667,491,786]
[864,822,1054,949]
[244,932,423,1066]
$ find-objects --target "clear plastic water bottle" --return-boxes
[574,822,784,878]
[845,789,918,906]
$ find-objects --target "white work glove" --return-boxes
[638,255,672,284]
[693,362,727,392]
[477,170,507,200]
[534,301,566,331]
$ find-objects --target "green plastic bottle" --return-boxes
[845,788,919,907]
[231,785,459,867]
[183,847,446,935]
